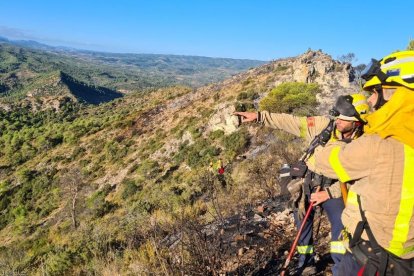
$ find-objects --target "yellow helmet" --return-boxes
[362,51,414,90]
[337,93,370,121]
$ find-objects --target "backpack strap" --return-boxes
[349,195,388,276]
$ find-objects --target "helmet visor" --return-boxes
[361,58,388,83]
[361,59,381,81]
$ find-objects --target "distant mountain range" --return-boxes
[0,36,75,51]
[0,36,266,107]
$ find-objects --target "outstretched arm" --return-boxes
[234,110,331,143]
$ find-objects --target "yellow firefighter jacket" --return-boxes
[258,111,345,198]
[310,87,414,259]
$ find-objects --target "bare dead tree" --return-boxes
[194,169,226,223]
[338,52,357,64]
[60,167,83,229]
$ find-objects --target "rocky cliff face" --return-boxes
[290,50,358,112]
[256,50,358,113]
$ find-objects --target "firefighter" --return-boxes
[235,93,369,275]
[311,50,414,275]
[210,159,226,186]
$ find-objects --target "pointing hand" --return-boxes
[233,112,257,123]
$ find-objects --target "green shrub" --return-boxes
[274,64,290,73]
[234,102,255,112]
[16,168,36,183]
[44,250,74,276]
[200,107,214,117]
[213,92,220,101]
[90,138,105,154]
[0,193,10,218]
[189,126,202,139]
[259,82,319,116]
[71,146,86,159]
[237,90,259,101]
[0,180,11,196]
[121,178,143,199]
[173,141,190,164]
[221,129,249,159]
[144,136,165,154]
[242,77,253,86]
[136,160,161,179]
[62,130,77,144]
[104,140,127,162]
[186,148,206,168]
[87,185,116,218]
[184,139,220,168]
[208,130,224,140]
[132,199,155,214]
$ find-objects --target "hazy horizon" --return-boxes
[1,0,413,64]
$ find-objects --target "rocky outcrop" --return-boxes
[290,50,358,112]
[205,50,360,136]
[262,50,358,113]
[206,103,240,135]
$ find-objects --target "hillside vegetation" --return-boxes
[0,48,358,274]
[0,39,265,101]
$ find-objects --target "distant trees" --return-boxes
[354,63,367,85]
[338,52,357,64]
[354,64,367,73]
[407,39,414,51]
[0,104,118,167]
[338,53,366,84]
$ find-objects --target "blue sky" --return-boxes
[0,0,413,64]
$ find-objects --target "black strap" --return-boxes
[325,187,333,199]
[352,195,414,275]
[355,195,388,276]
[349,220,365,248]
[356,196,382,252]
[304,171,313,196]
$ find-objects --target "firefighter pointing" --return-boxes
[235,93,369,275]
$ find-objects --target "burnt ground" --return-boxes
[212,195,334,275]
